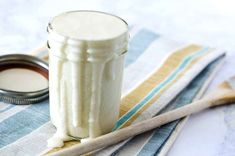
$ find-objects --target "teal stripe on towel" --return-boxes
[113,47,209,130]
[0,101,49,148]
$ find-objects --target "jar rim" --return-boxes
[47,10,129,42]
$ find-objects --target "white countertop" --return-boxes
[1,0,235,155]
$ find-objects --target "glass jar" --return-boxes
[47,11,128,147]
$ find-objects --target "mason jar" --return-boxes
[47,10,128,147]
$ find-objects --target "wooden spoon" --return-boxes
[47,76,235,156]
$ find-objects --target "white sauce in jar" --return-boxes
[47,11,128,148]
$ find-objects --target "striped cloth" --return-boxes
[0,27,225,156]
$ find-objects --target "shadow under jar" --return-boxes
[47,10,129,147]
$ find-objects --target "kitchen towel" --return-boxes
[0,26,226,156]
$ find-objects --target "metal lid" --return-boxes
[0,54,49,105]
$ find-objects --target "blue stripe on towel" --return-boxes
[137,56,224,156]
[125,29,159,67]
[0,101,49,148]
[113,47,209,130]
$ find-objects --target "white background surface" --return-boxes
[1,0,235,155]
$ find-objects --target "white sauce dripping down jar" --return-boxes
[47,11,129,147]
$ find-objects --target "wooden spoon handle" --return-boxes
[47,95,228,156]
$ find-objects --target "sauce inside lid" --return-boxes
[0,68,48,92]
